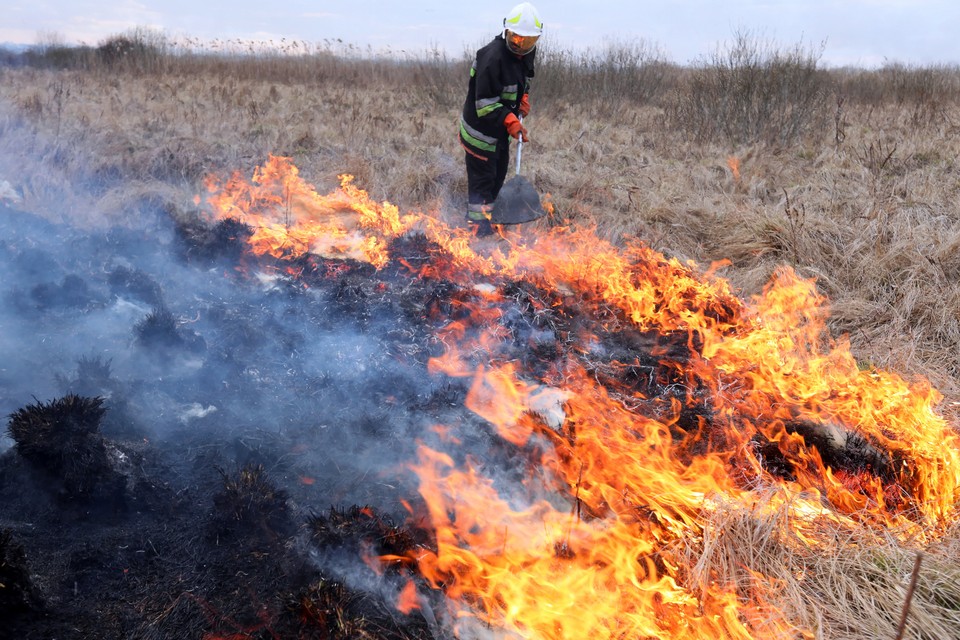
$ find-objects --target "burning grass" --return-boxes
[187,157,960,638]
[0,162,958,636]
[2,39,960,640]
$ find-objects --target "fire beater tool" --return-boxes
[490,118,546,225]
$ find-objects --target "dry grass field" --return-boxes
[2,32,960,639]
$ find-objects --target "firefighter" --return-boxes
[459,2,542,237]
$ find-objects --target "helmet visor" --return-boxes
[506,30,539,55]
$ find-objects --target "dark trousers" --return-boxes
[465,136,511,211]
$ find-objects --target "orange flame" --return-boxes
[202,154,417,268]
[198,156,960,639]
[727,156,741,182]
[397,579,421,614]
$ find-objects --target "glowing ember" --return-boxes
[198,156,960,639]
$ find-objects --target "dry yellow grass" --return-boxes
[680,491,960,639]
[2,48,960,638]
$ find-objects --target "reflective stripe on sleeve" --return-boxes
[475,96,502,118]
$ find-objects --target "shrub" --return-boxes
[666,31,830,146]
[95,27,167,72]
[835,63,960,125]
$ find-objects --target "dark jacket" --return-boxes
[459,35,536,159]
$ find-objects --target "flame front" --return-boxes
[200,156,960,639]
[201,154,417,268]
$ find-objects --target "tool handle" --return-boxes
[515,116,523,176]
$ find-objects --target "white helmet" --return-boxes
[502,2,542,55]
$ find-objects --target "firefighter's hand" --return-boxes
[519,93,531,117]
[505,113,528,142]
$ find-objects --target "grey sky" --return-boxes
[3,1,957,67]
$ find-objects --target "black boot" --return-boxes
[474,219,494,237]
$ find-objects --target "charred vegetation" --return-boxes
[107,265,164,307]
[27,273,108,311]
[6,394,122,501]
[173,214,254,264]
[134,306,206,355]
[307,505,426,567]
[0,529,44,620]
[211,463,294,544]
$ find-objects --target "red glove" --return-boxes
[504,112,528,142]
[519,93,531,117]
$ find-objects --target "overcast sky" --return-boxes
[3,1,957,68]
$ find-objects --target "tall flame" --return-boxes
[200,156,960,639]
